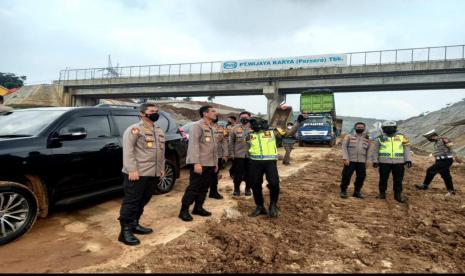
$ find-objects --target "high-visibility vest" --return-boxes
[378,134,408,159]
[248,130,278,160]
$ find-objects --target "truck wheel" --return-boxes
[0,182,39,246]
[154,162,177,194]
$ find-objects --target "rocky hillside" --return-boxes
[398,99,465,158]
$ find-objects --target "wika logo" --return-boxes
[223,61,237,69]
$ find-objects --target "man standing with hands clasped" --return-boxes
[118,103,165,246]
[179,105,218,221]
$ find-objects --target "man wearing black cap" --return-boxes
[415,129,463,196]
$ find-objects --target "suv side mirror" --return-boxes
[58,127,87,140]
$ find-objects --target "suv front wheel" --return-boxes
[0,182,39,245]
[154,162,176,194]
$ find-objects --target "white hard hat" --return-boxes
[381,120,397,127]
[423,129,438,138]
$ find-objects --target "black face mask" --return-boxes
[383,126,396,135]
[355,128,365,134]
[240,118,249,124]
[212,117,219,123]
[227,121,232,126]
[145,113,159,122]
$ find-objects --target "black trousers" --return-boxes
[423,158,454,191]
[119,173,158,225]
[340,162,366,192]
[233,158,250,191]
[210,158,224,195]
[379,163,405,194]
[248,160,280,207]
[182,166,216,207]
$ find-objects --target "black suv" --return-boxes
[0,106,188,245]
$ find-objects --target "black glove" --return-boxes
[297,115,305,123]
[373,162,379,168]
[405,161,412,168]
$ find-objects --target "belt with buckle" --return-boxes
[436,155,453,160]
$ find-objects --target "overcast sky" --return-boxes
[1,0,464,119]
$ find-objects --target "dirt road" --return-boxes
[0,146,317,273]
[1,147,464,273]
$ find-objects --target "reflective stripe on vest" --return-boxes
[248,131,278,160]
[378,134,405,159]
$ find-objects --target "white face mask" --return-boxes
[287,126,292,130]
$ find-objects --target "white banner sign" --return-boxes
[221,54,347,72]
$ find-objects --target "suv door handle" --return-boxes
[102,143,121,150]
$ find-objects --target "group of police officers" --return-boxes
[117,103,463,246]
[340,120,463,204]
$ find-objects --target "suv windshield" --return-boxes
[0,110,67,137]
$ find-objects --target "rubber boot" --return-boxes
[249,205,267,217]
[192,205,212,216]
[132,221,153,235]
[178,204,193,221]
[118,224,140,246]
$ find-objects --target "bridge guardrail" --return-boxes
[58,44,465,83]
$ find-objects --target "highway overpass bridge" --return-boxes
[56,45,465,119]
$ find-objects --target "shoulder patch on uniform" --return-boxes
[131,127,140,135]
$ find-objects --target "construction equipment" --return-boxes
[296,89,342,147]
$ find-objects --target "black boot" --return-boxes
[415,184,428,190]
[269,202,278,218]
[244,187,252,196]
[340,190,348,199]
[394,191,406,203]
[209,192,224,199]
[178,204,193,221]
[118,224,140,246]
[352,191,365,199]
[132,221,153,235]
[377,193,386,199]
[249,205,267,217]
[233,183,240,196]
[192,205,212,216]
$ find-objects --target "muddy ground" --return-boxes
[1,147,465,273]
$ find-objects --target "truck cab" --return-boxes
[296,113,336,146]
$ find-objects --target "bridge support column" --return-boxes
[71,95,98,107]
[263,84,284,122]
